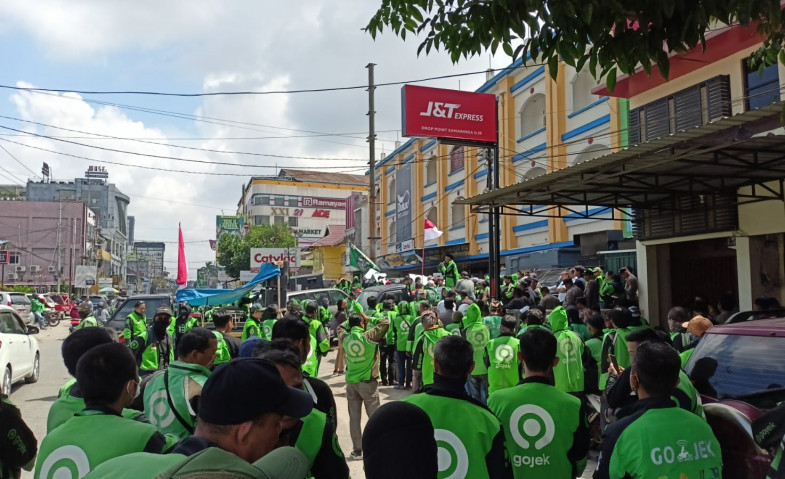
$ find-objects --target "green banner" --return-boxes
[349,244,380,273]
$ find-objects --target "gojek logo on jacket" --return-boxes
[509,404,555,468]
[494,345,515,367]
[434,428,469,478]
[345,340,366,361]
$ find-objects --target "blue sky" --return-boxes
[0,1,511,277]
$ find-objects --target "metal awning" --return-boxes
[457,103,785,219]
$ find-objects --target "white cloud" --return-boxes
[0,0,512,278]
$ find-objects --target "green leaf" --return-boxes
[503,41,513,56]
[606,67,617,92]
[547,54,559,79]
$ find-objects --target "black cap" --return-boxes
[363,402,437,479]
[155,306,173,317]
[199,358,313,425]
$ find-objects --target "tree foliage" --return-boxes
[216,224,296,279]
[365,0,785,85]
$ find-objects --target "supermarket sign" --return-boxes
[250,248,301,273]
[401,85,497,143]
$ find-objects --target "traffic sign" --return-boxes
[0,251,7,265]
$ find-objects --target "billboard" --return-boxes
[74,265,97,288]
[250,248,301,273]
[396,162,412,242]
[216,216,246,239]
[401,85,497,143]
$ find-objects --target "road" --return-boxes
[11,325,597,479]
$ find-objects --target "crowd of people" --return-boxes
[4,255,783,478]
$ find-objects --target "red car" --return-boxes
[684,316,785,478]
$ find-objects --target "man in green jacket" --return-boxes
[593,342,722,479]
[343,313,389,458]
[406,335,513,479]
[35,343,170,477]
[31,295,47,330]
[241,303,264,341]
[129,307,175,376]
[123,300,147,343]
[74,301,101,331]
[0,394,37,479]
[438,253,460,289]
[393,300,413,390]
[484,315,522,395]
[305,303,330,375]
[489,328,589,479]
[463,303,491,404]
[143,328,217,440]
[48,328,146,433]
[412,311,449,388]
[549,306,587,395]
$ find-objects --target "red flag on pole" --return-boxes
[177,223,188,289]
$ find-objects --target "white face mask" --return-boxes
[127,380,140,401]
[558,292,567,302]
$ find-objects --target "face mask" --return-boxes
[127,380,140,401]
[558,292,567,302]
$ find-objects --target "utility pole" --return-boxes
[367,63,378,263]
[55,200,63,293]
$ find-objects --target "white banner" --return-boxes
[250,248,301,273]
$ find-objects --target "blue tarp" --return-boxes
[175,263,281,306]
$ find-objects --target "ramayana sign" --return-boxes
[401,85,497,143]
[250,248,301,272]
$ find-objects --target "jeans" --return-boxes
[395,350,412,387]
[465,374,488,405]
[34,312,47,329]
[346,380,380,452]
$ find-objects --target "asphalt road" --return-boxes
[10,325,597,479]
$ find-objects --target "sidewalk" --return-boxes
[316,350,598,479]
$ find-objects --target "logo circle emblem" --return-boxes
[262,325,272,339]
[559,339,576,358]
[427,341,436,357]
[399,321,410,332]
[495,344,515,363]
[470,327,489,347]
[434,428,469,479]
[509,404,555,450]
[38,445,90,479]
[346,340,366,358]
[147,389,175,428]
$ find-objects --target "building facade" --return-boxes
[131,241,166,290]
[236,169,367,246]
[0,200,97,289]
[26,167,130,281]
[372,58,628,274]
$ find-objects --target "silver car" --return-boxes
[0,292,33,324]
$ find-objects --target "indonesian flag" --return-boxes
[424,219,443,241]
[177,223,188,290]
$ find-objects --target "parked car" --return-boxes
[0,292,33,325]
[80,295,108,311]
[356,284,410,311]
[0,305,40,394]
[105,294,172,340]
[684,316,785,478]
[287,288,348,315]
[44,293,72,313]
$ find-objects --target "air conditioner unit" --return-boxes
[15,266,25,272]
[29,265,40,272]
[48,266,57,273]
[7,273,17,280]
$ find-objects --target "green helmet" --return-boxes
[250,303,264,314]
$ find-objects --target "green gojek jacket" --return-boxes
[212,332,231,366]
[292,408,348,479]
[47,381,144,433]
[596,400,722,479]
[439,260,459,288]
[308,319,330,356]
[303,336,319,378]
[124,312,147,342]
[34,408,170,478]
[549,307,586,393]
[462,303,490,375]
[599,325,647,389]
[343,323,389,383]
[488,377,588,479]
[129,328,174,374]
[319,305,333,325]
[392,313,412,352]
[143,361,211,440]
[241,316,261,342]
[75,315,101,331]
[405,390,511,479]
[483,315,503,339]
[1,394,37,479]
[484,335,522,395]
[585,336,603,392]
[380,310,397,346]
[261,319,277,341]
[445,323,462,336]
[413,328,450,386]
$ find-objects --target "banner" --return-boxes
[401,84,497,143]
[216,216,245,239]
[349,243,380,273]
[396,162,412,242]
[250,248,301,273]
[176,263,281,306]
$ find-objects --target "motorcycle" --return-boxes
[43,309,63,327]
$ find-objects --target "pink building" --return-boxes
[0,200,96,288]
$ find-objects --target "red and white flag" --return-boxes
[177,223,188,290]
[424,219,443,241]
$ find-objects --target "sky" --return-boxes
[0,1,510,279]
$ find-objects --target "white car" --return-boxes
[0,305,40,395]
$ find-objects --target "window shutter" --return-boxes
[673,86,702,131]
[628,107,641,144]
[706,75,731,122]
[644,98,670,140]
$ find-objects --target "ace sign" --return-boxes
[401,85,497,143]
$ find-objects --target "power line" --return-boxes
[0,143,39,178]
